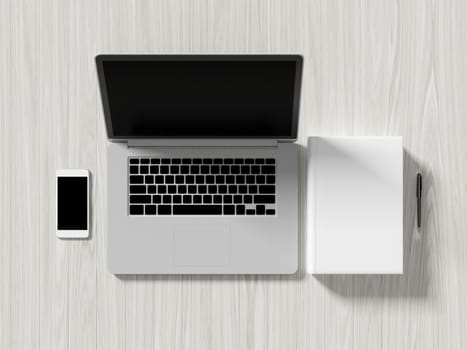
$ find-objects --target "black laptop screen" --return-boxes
[97,56,302,138]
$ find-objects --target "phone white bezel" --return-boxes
[56,169,90,238]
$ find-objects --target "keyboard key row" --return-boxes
[130,184,275,195]
[130,194,275,204]
[130,164,276,175]
[129,204,276,216]
[130,158,276,165]
[130,174,275,185]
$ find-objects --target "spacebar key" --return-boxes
[173,205,223,215]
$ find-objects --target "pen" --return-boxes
[416,173,422,229]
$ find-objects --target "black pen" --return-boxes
[416,173,422,229]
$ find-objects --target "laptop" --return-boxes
[96,55,303,274]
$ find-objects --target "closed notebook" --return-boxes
[307,137,403,274]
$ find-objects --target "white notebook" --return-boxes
[307,137,403,274]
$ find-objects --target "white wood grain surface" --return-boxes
[1,0,467,349]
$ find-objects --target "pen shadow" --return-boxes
[314,149,434,298]
[115,143,309,283]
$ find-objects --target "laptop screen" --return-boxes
[96,55,302,139]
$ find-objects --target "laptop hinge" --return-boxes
[127,139,279,148]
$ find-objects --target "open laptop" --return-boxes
[96,55,303,274]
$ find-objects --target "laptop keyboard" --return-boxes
[128,157,277,216]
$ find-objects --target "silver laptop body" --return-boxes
[96,55,303,274]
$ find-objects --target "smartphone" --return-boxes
[56,169,90,238]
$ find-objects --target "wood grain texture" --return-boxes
[1,0,467,349]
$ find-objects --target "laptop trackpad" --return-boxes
[174,224,231,266]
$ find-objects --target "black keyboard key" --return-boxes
[148,185,157,194]
[221,166,230,174]
[246,209,255,215]
[244,195,252,204]
[188,185,197,194]
[259,185,275,194]
[178,185,187,194]
[238,185,247,194]
[150,158,160,164]
[140,158,150,164]
[173,205,222,215]
[173,195,182,203]
[228,185,237,194]
[255,159,265,164]
[158,205,171,215]
[165,175,174,184]
[163,195,172,204]
[129,205,144,215]
[224,195,232,204]
[224,158,233,164]
[170,165,179,174]
[153,195,161,203]
[213,195,222,203]
[218,185,227,194]
[216,175,225,184]
[203,195,212,204]
[213,158,223,164]
[236,205,245,215]
[202,159,213,164]
[266,158,275,164]
[226,175,235,184]
[145,205,157,215]
[245,158,254,164]
[180,165,190,174]
[196,175,204,184]
[236,175,245,184]
[208,185,217,194]
[246,175,255,184]
[266,209,276,215]
[256,205,265,215]
[172,158,181,164]
[130,175,144,184]
[241,165,250,174]
[223,205,235,215]
[201,165,210,174]
[160,165,169,174]
[206,175,215,184]
[234,195,242,204]
[191,165,200,174]
[211,165,220,174]
[262,165,275,174]
[129,158,139,164]
[183,195,192,204]
[254,195,275,204]
[231,165,240,174]
[167,185,176,194]
[161,158,170,164]
[186,175,195,184]
[198,185,207,194]
[249,185,258,194]
[150,165,159,174]
[182,158,191,164]
[256,175,265,184]
[130,185,146,194]
[193,195,202,203]
[130,195,151,204]
[155,175,164,184]
[251,165,260,174]
[140,165,149,174]
[175,175,184,184]
[157,185,167,194]
[130,166,138,174]
[145,175,154,184]
[193,158,202,164]
[234,159,243,164]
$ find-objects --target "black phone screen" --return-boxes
[57,177,88,230]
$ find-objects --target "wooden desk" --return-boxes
[1,0,466,349]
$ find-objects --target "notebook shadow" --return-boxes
[314,149,433,298]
